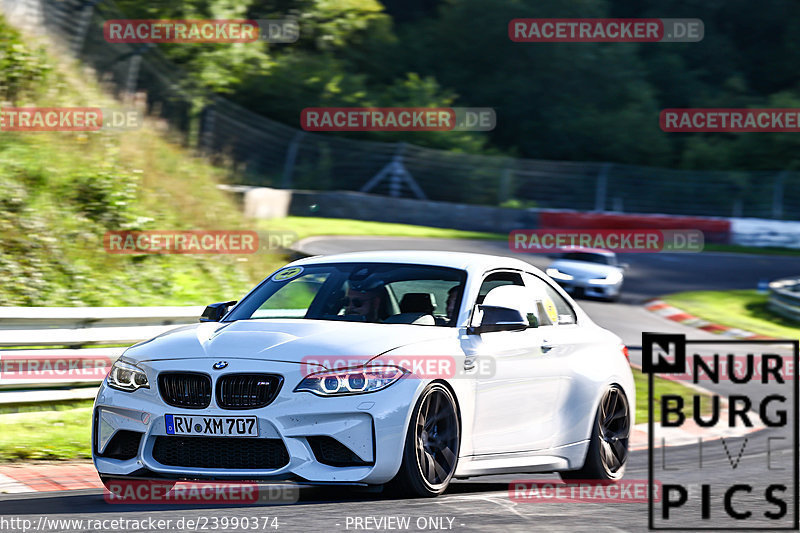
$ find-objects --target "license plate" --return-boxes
[165,414,258,437]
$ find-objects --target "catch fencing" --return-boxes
[2,0,800,219]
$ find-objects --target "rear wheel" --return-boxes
[389,383,460,497]
[561,385,630,481]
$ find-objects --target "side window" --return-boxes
[524,273,577,326]
[477,271,524,304]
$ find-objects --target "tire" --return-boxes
[389,383,460,497]
[561,385,630,482]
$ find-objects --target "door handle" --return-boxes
[541,342,554,353]
[464,357,477,371]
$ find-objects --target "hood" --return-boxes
[549,259,621,280]
[122,319,453,365]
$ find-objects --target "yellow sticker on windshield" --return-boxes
[543,298,559,324]
[272,266,303,281]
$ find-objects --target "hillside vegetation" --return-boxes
[0,16,282,306]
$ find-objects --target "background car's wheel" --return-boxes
[389,383,460,497]
[561,385,630,482]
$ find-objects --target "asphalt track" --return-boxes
[1,237,798,532]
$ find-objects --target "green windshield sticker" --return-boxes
[272,266,303,281]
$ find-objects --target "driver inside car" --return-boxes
[344,278,386,322]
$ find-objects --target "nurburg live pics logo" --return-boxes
[642,332,799,530]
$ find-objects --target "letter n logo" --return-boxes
[642,333,686,374]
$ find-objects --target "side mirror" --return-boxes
[200,300,237,322]
[468,305,530,334]
[619,262,630,270]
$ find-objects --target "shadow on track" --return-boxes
[0,481,514,515]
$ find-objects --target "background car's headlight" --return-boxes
[589,270,624,285]
[546,268,574,281]
[294,365,407,396]
[107,360,149,391]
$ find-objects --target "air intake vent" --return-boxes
[99,430,142,460]
[217,373,283,409]
[152,437,289,469]
[307,436,372,467]
[158,372,212,409]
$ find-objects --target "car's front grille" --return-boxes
[152,437,290,469]
[99,430,143,460]
[158,373,212,409]
[307,436,372,467]
[217,373,283,409]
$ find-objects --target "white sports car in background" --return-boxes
[93,251,634,497]
[546,249,627,301]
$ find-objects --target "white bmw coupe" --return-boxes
[93,251,634,497]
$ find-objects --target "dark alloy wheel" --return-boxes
[390,383,460,497]
[561,385,630,481]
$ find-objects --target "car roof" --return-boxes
[290,250,538,274]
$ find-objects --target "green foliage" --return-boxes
[108,0,800,170]
[0,18,51,102]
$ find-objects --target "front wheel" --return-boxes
[389,383,460,497]
[561,385,630,481]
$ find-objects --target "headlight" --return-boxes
[589,270,623,285]
[294,365,407,396]
[107,360,149,392]
[546,268,574,281]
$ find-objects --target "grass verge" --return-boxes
[260,216,503,241]
[703,243,800,257]
[632,367,710,425]
[0,403,92,461]
[661,290,800,340]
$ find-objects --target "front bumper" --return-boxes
[93,358,423,485]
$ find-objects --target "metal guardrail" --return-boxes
[768,278,800,322]
[0,306,203,347]
[0,307,202,400]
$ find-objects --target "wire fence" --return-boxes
[3,0,800,220]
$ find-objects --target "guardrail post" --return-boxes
[773,171,787,220]
[281,132,305,189]
[497,167,512,205]
[71,0,102,56]
[594,163,611,212]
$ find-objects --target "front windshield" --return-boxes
[226,262,467,327]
